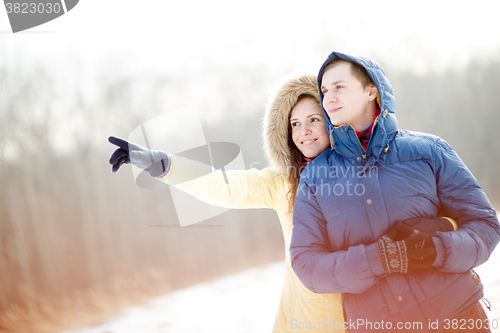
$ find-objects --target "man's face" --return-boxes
[321,62,377,131]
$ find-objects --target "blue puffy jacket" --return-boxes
[290,51,500,332]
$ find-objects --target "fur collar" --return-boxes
[263,75,320,174]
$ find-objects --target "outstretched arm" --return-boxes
[161,154,283,210]
[108,136,284,210]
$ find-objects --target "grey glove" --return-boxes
[108,136,170,178]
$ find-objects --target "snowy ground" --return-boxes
[64,263,285,333]
[65,247,500,333]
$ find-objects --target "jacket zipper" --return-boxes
[360,117,380,166]
[333,116,380,166]
[347,124,368,166]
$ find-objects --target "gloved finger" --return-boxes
[422,236,436,249]
[404,217,454,235]
[408,258,434,268]
[111,155,130,173]
[109,148,129,165]
[403,232,428,248]
[109,136,131,151]
[407,247,436,260]
[386,221,414,241]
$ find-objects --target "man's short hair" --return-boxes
[323,58,374,89]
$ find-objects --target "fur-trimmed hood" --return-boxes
[263,74,320,173]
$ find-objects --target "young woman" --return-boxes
[110,75,344,332]
[109,74,455,332]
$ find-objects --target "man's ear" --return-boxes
[367,84,378,101]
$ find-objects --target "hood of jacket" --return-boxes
[263,74,320,173]
[317,51,398,160]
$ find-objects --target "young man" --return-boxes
[290,51,500,332]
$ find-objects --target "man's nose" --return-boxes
[324,91,337,104]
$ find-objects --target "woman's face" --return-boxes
[290,97,330,159]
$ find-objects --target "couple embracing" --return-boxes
[110,51,499,333]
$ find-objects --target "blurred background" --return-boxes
[1,0,500,332]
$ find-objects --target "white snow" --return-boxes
[64,262,285,333]
[65,247,500,333]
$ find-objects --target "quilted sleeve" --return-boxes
[431,138,500,272]
[290,179,386,294]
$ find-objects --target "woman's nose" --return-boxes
[301,125,312,136]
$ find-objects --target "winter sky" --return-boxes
[1,0,500,76]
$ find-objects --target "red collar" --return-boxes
[355,107,380,150]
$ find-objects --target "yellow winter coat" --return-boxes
[163,158,344,332]
[161,75,345,332]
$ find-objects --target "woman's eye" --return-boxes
[291,122,299,127]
